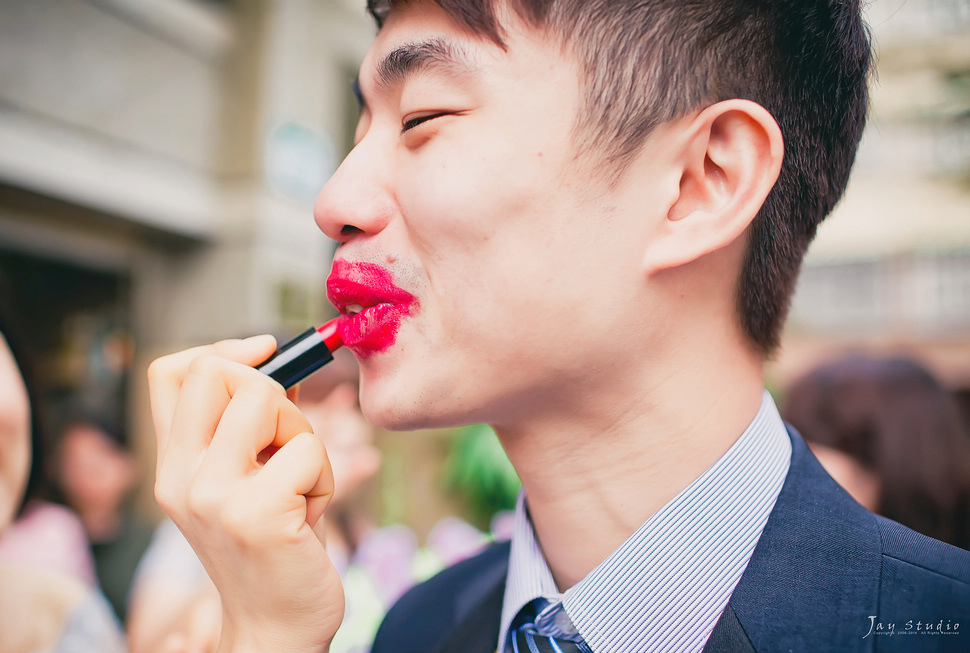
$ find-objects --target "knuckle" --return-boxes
[186,353,225,379]
[147,355,175,384]
[220,497,262,542]
[184,481,222,521]
[254,371,288,398]
[300,432,326,461]
[154,478,181,516]
[240,379,289,417]
[246,377,281,403]
[282,431,323,465]
[146,357,162,381]
[231,383,278,421]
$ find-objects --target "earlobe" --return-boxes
[642,100,784,275]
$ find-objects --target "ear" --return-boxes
[642,100,783,274]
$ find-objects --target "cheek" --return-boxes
[399,156,607,345]
[400,136,576,281]
[401,113,570,230]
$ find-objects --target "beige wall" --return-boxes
[0,0,375,516]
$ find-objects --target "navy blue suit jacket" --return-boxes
[372,430,970,652]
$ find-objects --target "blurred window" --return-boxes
[791,252,970,335]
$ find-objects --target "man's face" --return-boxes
[316,1,675,430]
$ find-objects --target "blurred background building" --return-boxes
[0,0,967,534]
[0,0,371,515]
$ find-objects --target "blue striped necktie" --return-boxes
[506,600,593,653]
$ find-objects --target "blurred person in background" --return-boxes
[0,367,96,589]
[0,421,96,589]
[782,356,970,549]
[0,283,125,653]
[54,412,154,622]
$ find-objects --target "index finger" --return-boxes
[148,335,277,457]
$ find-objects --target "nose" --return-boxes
[314,140,395,244]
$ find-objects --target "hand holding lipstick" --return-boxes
[148,336,345,653]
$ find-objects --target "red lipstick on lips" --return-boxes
[327,259,417,358]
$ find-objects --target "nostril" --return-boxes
[341,225,364,236]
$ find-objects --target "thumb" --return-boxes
[211,334,279,367]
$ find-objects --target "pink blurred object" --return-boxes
[0,500,97,586]
[353,525,419,606]
[490,510,515,542]
[427,516,489,566]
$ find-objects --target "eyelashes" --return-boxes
[402,112,448,133]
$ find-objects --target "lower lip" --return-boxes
[328,261,417,358]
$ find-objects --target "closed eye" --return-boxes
[402,112,448,133]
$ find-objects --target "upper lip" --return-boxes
[327,278,393,315]
[326,260,413,316]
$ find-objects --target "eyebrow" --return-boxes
[375,38,477,90]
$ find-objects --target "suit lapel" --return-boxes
[433,572,506,653]
[434,542,509,653]
[704,603,756,653]
[711,429,882,652]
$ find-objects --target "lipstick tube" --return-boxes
[256,318,343,389]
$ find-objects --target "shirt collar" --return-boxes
[498,390,792,653]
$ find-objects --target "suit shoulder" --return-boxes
[371,541,510,653]
[876,516,970,581]
[875,515,970,614]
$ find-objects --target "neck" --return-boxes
[495,331,764,591]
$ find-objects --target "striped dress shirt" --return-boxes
[498,390,792,653]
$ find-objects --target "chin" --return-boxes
[356,371,424,431]
[361,399,427,431]
[360,393,469,432]
[358,369,479,432]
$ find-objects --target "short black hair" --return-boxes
[367,0,874,356]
